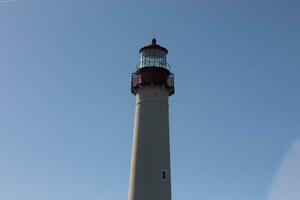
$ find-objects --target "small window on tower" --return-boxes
[161,170,167,180]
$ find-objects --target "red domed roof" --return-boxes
[139,38,168,54]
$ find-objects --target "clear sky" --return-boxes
[0,0,299,200]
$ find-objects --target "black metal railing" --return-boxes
[131,71,174,95]
[131,72,139,88]
[167,73,174,88]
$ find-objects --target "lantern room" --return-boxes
[138,38,169,69]
[131,39,174,96]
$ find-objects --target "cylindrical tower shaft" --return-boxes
[129,86,171,200]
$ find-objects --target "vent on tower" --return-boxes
[161,170,167,181]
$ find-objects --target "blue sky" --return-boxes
[0,0,299,200]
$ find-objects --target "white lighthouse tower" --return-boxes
[128,39,174,200]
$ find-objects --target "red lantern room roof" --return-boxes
[139,38,168,54]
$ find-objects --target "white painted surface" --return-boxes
[128,86,172,200]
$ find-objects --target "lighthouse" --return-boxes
[128,39,174,200]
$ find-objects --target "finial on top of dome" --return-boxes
[152,38,157,44]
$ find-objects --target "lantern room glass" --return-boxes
[139,55,167,69]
